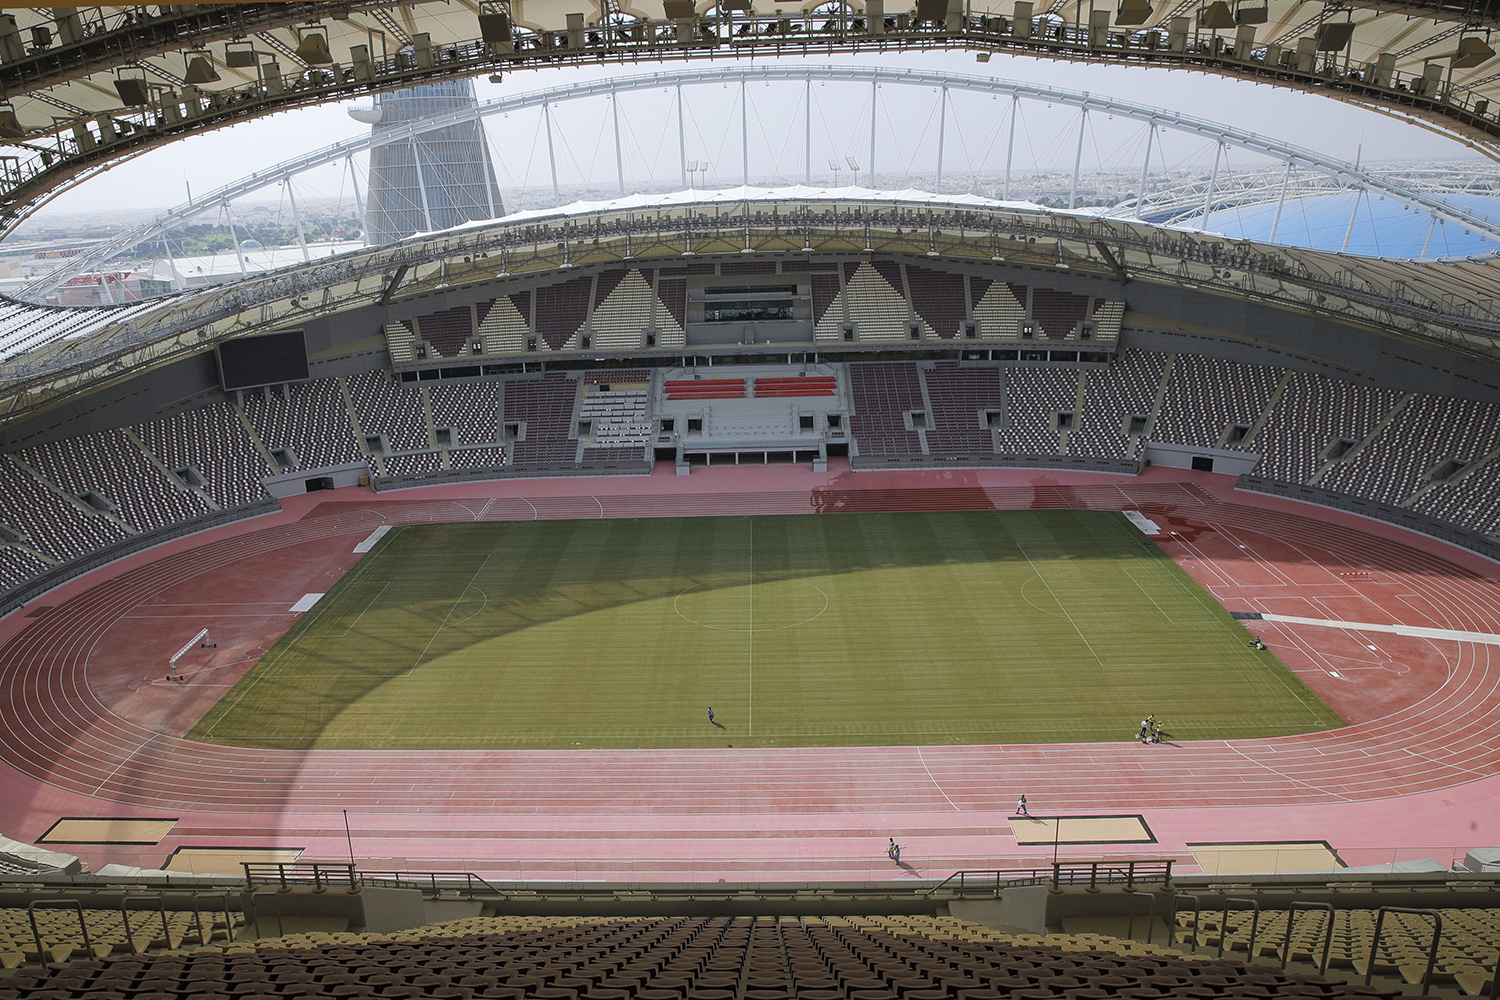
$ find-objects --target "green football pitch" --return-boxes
[189,510,1342,749]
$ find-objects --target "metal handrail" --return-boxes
[1127,890,1157,944]
[1172,893,1202,951]
[190,891,236,947]
[119,895,171,955]
[242,862,503,899]
[926,859,1174,897]
[1366,906,1441,995]
[26,898,91,966]
[1220,896,1261,960]
[1282,900,1335,975]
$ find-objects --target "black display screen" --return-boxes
[217,330,309,391]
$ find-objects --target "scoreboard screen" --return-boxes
[217,330,309,391]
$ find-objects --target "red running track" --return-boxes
[2,462,1498,882]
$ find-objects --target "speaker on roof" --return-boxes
[1235,2,1267,24]
[478,12,512,42]
[0,109,24,139]
[1115,0,1152,26]
[1451,35,1495,68]
[915,0,947,22]
[1314,21,1354,51]
[114,78,151,106]
[663,1,696,18]
[295,31,333,64]
[224,42,257,67]
[1198,2,1235,29]
[183,54,220,84]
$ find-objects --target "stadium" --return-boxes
[1,1,1500,998]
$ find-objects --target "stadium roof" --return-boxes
[4,1,1500,233]
[2,188,1498,428]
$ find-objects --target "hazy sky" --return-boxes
[27,48,1487,221]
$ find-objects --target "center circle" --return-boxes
[673,577,830,632]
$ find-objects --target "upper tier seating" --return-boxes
[970,279,1027,339]
[1030,287,1092,339]
[505,374,579,464]
[838,262,910,342]
[922,363,1002,455]
[849,362,922,456]
[132,401,270,508]
[476,295,531,355]
[586,272,656,351]
[415,306,474,359]
[811,272,841,327]
[18,429,212,532]
[534,275,594,350]
[0,296,163,363]
[907,264,967,338]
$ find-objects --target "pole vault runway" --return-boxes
[2,463,1498,881]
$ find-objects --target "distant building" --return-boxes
[355,79,504,246]
[147,241,366,290]
[50,271,171,306]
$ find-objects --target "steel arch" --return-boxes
[28,62,1500,297]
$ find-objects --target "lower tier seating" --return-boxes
[0,913,1443,1000]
